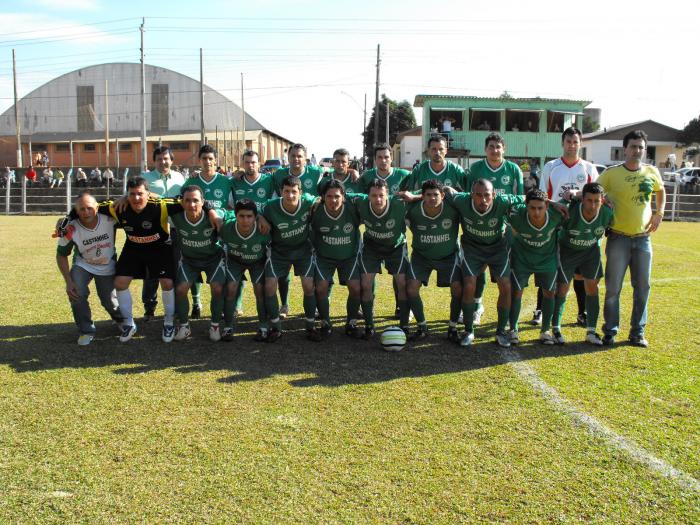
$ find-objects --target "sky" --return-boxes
[1,0,699,159]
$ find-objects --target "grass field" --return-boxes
[0,216,698,523]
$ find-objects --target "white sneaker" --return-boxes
[457,312,464,324]
[495,331,510,348]
[174,324,191,341]
[279,304,289,319]
[77,334,94,346]
[119,324,137,343]
[460,332,475,347]
[508,330,520,345]
[553,329,566,345]
[540,330,555,345]
[162,324,176,343]
[209,324,221,342]
[473,303,485,325]
[586,332,603,346]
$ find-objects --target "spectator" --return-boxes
[103,167,114,187]
[26,166,37,187]
[310,153,317,166]
[2,167,15,187]
[41,150,49,167]
[76,168,88,187]
[90,166,102,187]
[51,167,65,188]
[42,166,54,186]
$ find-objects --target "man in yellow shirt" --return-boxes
[596,130,665,347]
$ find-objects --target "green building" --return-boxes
[414,94,591,169]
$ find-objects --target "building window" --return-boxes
[505,110,540,132]
[610,147,625,162]
[55,143,69,152]
[169,142,189,151]
[469,110,501,131]
[118,143,132,151]
[77,85,95,132]
[151,84,169,132]
[429,110,463,134]
[84,143,96,152]
[547,111,565,132]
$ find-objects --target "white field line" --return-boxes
[501,348,700,494]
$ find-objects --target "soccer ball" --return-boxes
[380,326,406,352]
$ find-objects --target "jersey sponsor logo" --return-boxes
[343,223,354,233]
[278,222,289,229]
[420,233,451,244]
[594,226,605,236]
[386,218,396,229]
[81,233,110,246]
[182,238,213,248]
[141,220,152,230]
[576,173,586,184]
[281,225,306,239]
[501,175,511,185]
[322,235,352,246]
[180,230,189,237]
[441,218,452,229]
[319,226,331,233]
[128,233,160,243]
[488,218,498,227]
[214,188,224,199]
[257,188,267,198]
[569,229,580,236]
[235,189,246,196]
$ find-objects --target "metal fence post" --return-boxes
[21,168,26,214]
[671,182,678,222]
[4,169,10,215]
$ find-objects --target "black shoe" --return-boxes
[306,328,323,342]
[321,323,333,339]
[362,327,376,340]
[576,312,587,327]
[191,304,201,319]
[344,322,360,339]
[628,335,649,347]
[447,327,460,344]
[266,328,282,343]
[409,326,428,341]
[143,307,155,322]
[393,306,401,320]
[530,310,542,326]
[602,334,616,346]
[221,327,234,342]
[253,329,268,342]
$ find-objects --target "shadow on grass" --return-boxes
[0,314,616,387]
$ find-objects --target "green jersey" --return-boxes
[273,166,325,196]
[508,204,562,272]
[406,201,460,260]
[169,211,221,259]
[468,159,524,196]
[360,167,410,195]
[559,200,613,251]
[348,193,407,253]
[219,219,270,265]
[230,174,275,211]
[446,191,524,246]
[318,173,363,195]
[311,202,360,261]
[400,160,467,192]
[184,173,231,210]
[263,193,317,249]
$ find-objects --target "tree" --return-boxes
[498,90,513,99]
[679,116,700,146]
[582,116,600,134]
[362,95,417,163]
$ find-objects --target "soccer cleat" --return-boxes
[362,327,376,340]
[279,304,289,319]
[552,329,566,345]
[495,331,511,348]
[143,307,155,322]
[119,324,137,343]
[530,310,542,326]
[190,303,201,319]
[508,330,520,345]
[447,326,460,344]
[460,332,475,347]
[409,326,428,341]
[162,324,176,343]
[266,328,282,343]
[234,308,244,318]
[174,324,191,341]
[539,330,555,345]
[585,332,604,346]
[602,334,615,346]
[457,312,464,324]
[306,328,323,342]
[221,327,234,342]
[576,312,587,327]
[77,334,94,346]
[473,303,485,325]
[628,335,649,348]
[394,306,401,319]
[344,323,361,339]
[321,323,334,339]
[209,324,221,342]
[253,329,268,342]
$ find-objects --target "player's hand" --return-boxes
[563,189,580,201]
[114,196,129,213]
[208,210,223,231]
[257,215,271,234]
[646,213,663,233]
[549,201,569,220]
[348,169,359,183]
[66,280,80,301]
[52,216,71,238]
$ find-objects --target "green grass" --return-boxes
[0,216,699,523]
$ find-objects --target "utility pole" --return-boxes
[104,79,110,198]
[373,44,381,147]
[200,48,205,146]
[385,102,390,145]
[139,18,147,173]
[363,92,367,163]
[240,73,246,165]
[12,49,22,168]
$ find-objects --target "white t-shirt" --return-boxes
[539,157,598,200]
[57,215,117,275]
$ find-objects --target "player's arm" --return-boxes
[647,179,666,233]
[56,242,80,301]
[514,165,524,195]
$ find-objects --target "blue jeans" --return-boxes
[603,232,652,338]
[70,266,122,334]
